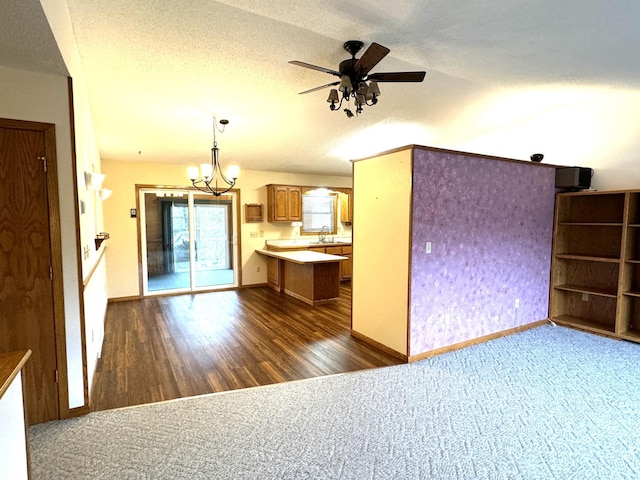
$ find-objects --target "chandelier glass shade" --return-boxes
[188,118,239,196]
[327,78,381,117]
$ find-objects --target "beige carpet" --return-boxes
[29,325,640,479]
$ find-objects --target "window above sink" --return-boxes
[301,191,338,235]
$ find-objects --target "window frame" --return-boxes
[301,193,338,235]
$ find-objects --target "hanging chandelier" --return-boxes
[187,117,239,196]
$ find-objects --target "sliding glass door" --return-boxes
[192,194,234,288]
[140,188,238,295]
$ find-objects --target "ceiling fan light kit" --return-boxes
[291,40,425,117]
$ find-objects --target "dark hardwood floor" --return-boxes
[90,284,402,411]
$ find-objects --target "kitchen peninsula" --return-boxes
[257,246,347,306]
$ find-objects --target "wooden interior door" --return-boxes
[0,124,60,424]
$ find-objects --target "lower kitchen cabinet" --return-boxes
[266,256,282,291]
[311,245,351,281]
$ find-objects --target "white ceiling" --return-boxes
[4,1,640,177]
[0,0,67,75]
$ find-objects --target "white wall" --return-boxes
[83,258,107,391]
[445,85,640,190]
[40,0,108,403]
[101,159,351,298]
[352,150,411,355]
[1,1,108,409]
[40,0,105,263]
[0,372,29,480]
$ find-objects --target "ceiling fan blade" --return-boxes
[298,81,340,95]
[367,71,426,82]
[353,42,390,75]
[289,60,341,77]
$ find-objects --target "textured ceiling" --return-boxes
[5,1,640,176]
[0,0,67,75]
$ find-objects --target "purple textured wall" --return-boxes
[409,149,556,355]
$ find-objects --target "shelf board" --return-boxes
[551,315,616,334]
[619,329,640,342]
[245,203,263,223]
[623,290,640,298]
[555,254,620,263]
[628,224,640,228]
[554,284,618,298]
[626,259,640,264]
[559,222,623,227]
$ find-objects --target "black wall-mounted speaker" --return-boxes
[555,167,593,190]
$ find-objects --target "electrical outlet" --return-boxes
[515,298,520,309]
[426,241,432,254]
[250,232,259,238]
[259,231,264,237]
[257,266,261,272]
[582,293,589,301]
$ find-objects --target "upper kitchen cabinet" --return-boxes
[339,189,353,224]
[266,185,302,222]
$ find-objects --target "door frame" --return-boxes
[0,118,70,420]
[135,184,243,297]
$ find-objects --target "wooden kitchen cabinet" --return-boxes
[267,185,302,222]
[340,189,353,224]
[309,245,352,281]
[266,256,282,291]
[258,250,344,305]
[339,245,352,280]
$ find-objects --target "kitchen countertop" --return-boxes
[265,238,352,250]
[256,249,347,264]
[0,350,31,399]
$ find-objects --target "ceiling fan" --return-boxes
[289,40,426,117]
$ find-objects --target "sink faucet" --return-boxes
[319,225,330,243]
